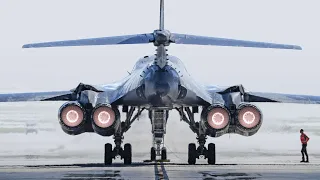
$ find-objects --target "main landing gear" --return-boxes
[104,134,132,165]
[149,110,169,162]
[176,107,216,165]
[104,107,145,165]
[188,135,216,165]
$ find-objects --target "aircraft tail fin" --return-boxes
[159,0,165,30]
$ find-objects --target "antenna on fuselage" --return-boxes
[159,0,165,30]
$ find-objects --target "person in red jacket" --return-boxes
[300,129,309,163]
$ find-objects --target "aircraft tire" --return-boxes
[151,147,156,161]
[207,143,216,165]
[161,147,167,160]
[104,143,113,165]
[123,143,132,165]
[188,143,197,165]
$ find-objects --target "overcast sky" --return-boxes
[0,0,319,95]
[1,1,320,157]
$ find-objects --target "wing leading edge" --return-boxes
[0,91,73,102]
[0,57,153,105]
[206,85,320,105]
[245,91,320,104]
[0,83,104,103]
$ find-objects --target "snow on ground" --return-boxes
[0,102,320,166]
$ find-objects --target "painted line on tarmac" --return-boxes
[154,162,169,180]
[160,162,169,179]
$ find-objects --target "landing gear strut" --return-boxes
[149,110,168,161]
[104,107,145,165]
[176,107,216,165]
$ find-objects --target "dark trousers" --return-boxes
[301,144,309,161]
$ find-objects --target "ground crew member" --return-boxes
[300,129,309,163]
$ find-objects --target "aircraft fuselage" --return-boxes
[111,55,209,108]
[143,64,180,107]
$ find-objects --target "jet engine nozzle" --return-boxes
[235,103,263,136]
[91,104,120,137]
[58,101,87,135]
[201,104,231,137]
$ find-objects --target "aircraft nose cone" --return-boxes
[155,82,170,97]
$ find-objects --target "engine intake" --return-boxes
[235,103,263,136]
[201,104,231,137]
[58,101,87,135]
[91,104,120,136]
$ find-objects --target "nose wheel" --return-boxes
[150,146,167,161]
[151,147,156,161]
[161,147,167,160]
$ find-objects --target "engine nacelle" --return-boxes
[58,101,87,135]
[201,104,231,137]
[91,103,120,137]
[235,103,263,136]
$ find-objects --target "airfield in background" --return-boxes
[0,102,319,166]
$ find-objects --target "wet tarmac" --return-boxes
[1,163,320,180]
[1,103,320,179]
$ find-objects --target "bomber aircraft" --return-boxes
[1,0,319,165]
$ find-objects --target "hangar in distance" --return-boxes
[1,0,317,165]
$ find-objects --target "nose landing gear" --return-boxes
[149,110,169,162]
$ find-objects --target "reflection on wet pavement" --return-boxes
[61,170,123,180]
[200,171,261,180]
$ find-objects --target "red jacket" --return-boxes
[300,133,310,144]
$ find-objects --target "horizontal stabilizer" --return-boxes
[170,33,302,50]
[22,34,155,48]
[22,31,302,50]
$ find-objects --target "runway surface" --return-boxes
[1,163,320,180]
[0,102,320,179]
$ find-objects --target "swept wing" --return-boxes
[206,84,320,104]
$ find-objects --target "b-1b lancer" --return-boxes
[1,0,318,165]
